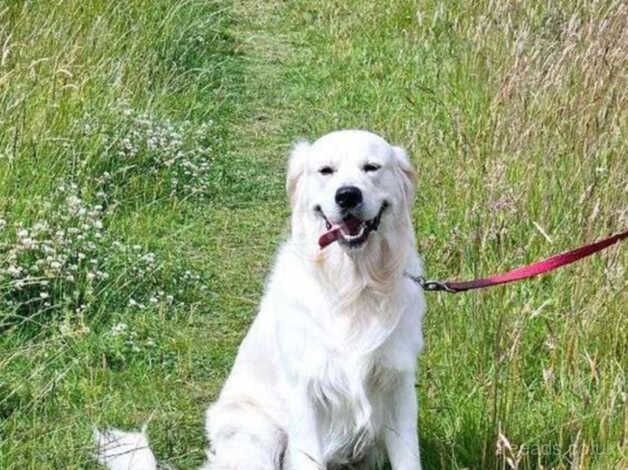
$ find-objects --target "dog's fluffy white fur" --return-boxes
[94,427,161,470]
[97,130,425,470]
[206,130,425,469]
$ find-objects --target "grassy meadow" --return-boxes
[0,0,626,468]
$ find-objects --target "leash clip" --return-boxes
[407,274,457,293]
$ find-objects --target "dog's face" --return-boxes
[287,130,416,250]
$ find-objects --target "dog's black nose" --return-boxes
[335,186,363,209]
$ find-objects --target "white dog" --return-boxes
[206,130,425,470]
[96,130,425,470]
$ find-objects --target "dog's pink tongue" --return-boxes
[318,225,340,249]
[318,217,362,249]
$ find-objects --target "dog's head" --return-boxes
[287,130,416,252]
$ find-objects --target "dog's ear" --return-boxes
[286,140,310,206]
[392,145,417,203]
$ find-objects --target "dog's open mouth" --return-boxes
[317,204,387,249]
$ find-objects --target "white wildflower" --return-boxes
[6,265,21,277]
[111,322,128,335]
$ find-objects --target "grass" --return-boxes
[0,0,625,468]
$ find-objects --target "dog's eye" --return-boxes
[318,166,335,175]
[362,163,381,173]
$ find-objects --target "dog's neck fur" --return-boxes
[290,209,417,353]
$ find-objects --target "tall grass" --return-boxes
[0,0,625,468]
[1,1,244,468]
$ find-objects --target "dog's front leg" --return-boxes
[383,372,422,470]
[284,382,325,470]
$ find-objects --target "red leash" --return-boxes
[409,229,628,293]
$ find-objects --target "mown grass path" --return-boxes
[0,1,625,469]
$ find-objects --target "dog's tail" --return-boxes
[94,426,164,470]
[205,400,286,470]
[93,401,284,470]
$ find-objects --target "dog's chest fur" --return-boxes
[266,244,423,464]
[307,347,396,463]
[290,285,419,463]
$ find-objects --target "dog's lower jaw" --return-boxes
[312,230,405,284]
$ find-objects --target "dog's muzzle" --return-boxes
[317,202,388,249]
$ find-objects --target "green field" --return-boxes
[0,1,626,468]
